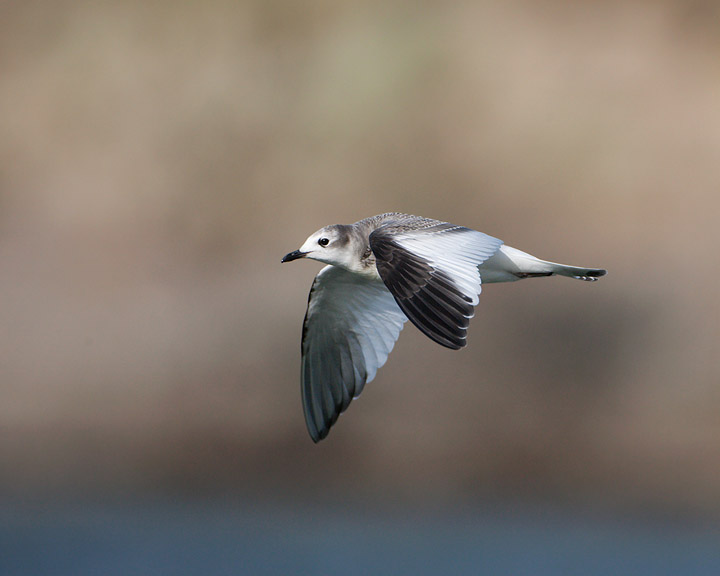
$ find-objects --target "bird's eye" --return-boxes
[318,237,330,247]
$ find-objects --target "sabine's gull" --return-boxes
[282,213,606,442]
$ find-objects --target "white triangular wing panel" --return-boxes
[370,223,503,349]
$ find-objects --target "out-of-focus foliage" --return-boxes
[1,0,719,513]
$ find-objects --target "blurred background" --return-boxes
[2,0,720,573]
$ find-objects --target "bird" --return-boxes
[282,212,606,442]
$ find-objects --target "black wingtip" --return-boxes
[304,408,327,443]
[308,424,328,443]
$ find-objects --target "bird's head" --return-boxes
[282,224,354,269]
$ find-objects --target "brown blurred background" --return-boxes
[1,0,719,517]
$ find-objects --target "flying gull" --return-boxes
[282,212,606,442]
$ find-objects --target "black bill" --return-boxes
[282,250,307,263]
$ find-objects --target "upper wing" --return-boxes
[369,222,503,349]
[301,265,408,442]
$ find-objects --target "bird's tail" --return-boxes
[542,261,607,282]
[479,245,607,283]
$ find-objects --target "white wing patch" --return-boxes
[301,265,408,442]
[393,228,503,305]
